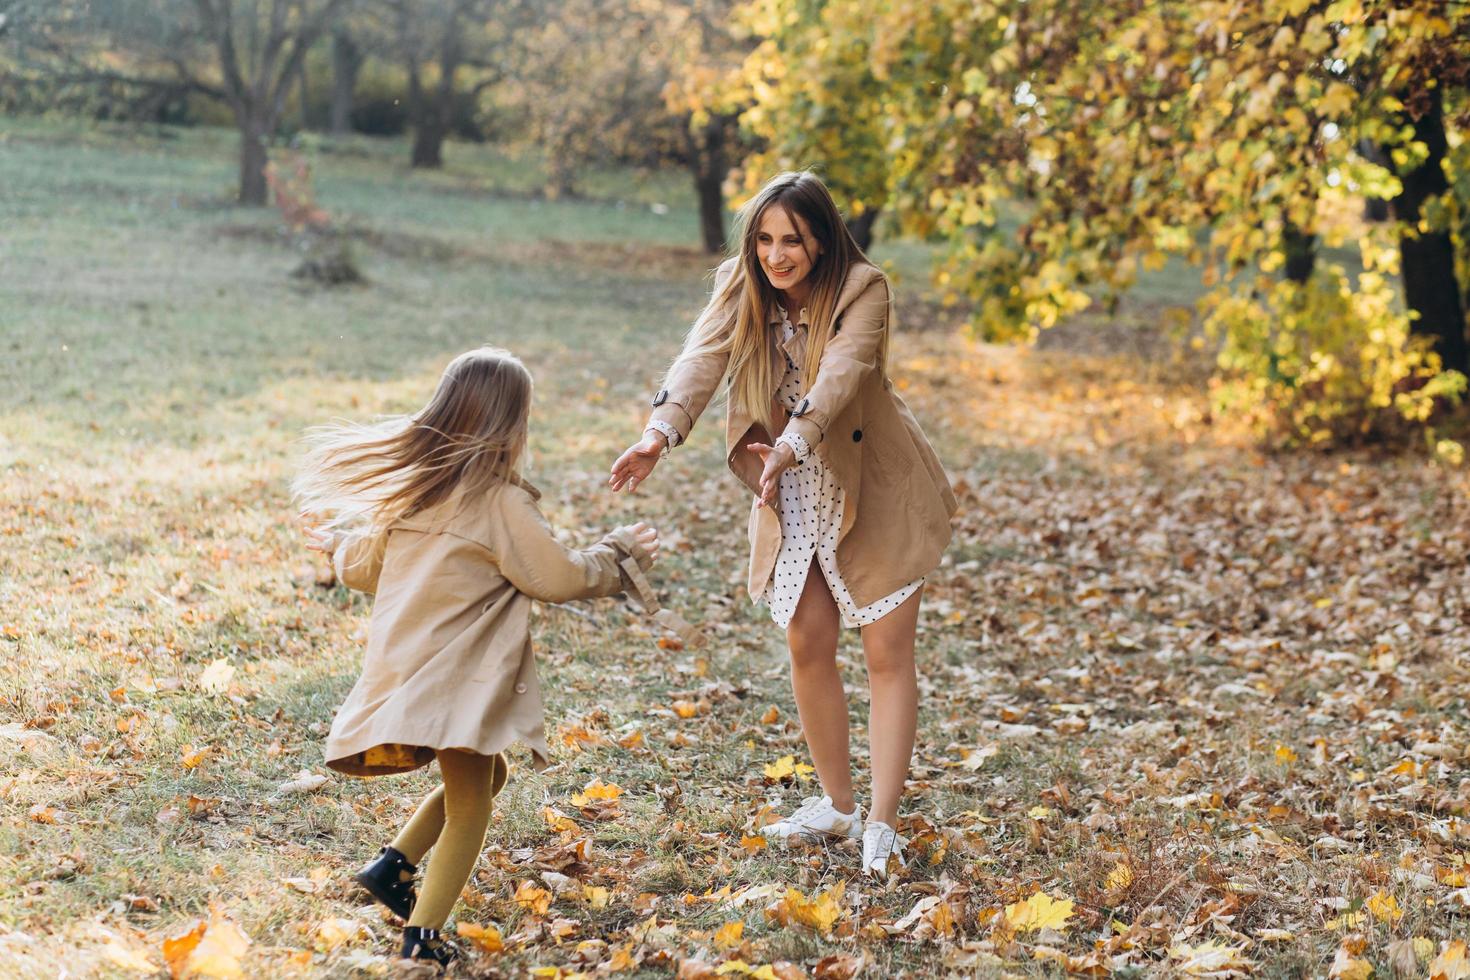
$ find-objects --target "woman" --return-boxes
[610,171,956,878]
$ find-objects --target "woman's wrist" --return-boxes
[643,425,676,459]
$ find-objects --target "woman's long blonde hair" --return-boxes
[293,347,533,534]
[668,171,878,430]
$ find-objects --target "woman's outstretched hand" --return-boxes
[609,431,666,493]
[746,441,796,508]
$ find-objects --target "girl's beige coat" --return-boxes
[323,482,648,777]
[649,258,957,607]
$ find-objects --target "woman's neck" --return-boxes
[780,283,812,312]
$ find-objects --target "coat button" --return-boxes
[852,429,863,442]
[514,683,528,694]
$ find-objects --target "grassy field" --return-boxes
[3,118,1470,979]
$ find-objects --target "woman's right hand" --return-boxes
[609,431,666,493]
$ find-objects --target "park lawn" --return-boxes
[2,118,1470,979]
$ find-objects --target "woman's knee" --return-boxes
[863,639,916,679]
[787,609,838,667]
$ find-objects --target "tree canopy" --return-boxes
[737,0,1470,447]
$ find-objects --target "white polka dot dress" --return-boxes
[760,311,923,631]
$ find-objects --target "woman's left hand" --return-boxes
[745,441,796,508]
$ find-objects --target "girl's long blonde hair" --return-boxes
[293,347,533,533]
[668,171,877,429]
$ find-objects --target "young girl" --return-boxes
[610,172,956,879]
[297,347,658,965]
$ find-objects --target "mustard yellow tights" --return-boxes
[389,749,508,929]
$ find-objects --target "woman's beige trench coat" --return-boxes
[647,257,958,609]
[323,480,650,777]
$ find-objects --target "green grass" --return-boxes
[3,117,1470,979]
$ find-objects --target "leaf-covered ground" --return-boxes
[3,119,1470,978]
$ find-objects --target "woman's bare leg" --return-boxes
[860,587,923,827]
[786,557,855,813]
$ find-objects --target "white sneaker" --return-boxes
[761,796,863,846]
[861,821,906,880]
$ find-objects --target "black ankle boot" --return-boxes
[400,926,457,966]
[354,846,418,919]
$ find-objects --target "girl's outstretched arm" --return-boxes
[332,529,386,594]
[302,515,385,594]
[489,486,658,603]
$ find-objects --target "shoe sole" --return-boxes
[354,871,413,920]
[765,827,862,848]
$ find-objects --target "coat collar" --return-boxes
[769,304,810,328]
[772,305,808,367]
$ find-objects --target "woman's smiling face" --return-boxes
[755,205,820,296]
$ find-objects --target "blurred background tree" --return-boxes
[3,0,1467,449]
[1,0,353,204]
[734,0,1470,449]
[366,0,528,169]
[505,0,750,252]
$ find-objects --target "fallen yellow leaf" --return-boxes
[1329,946,1373,980]
[1170,940,1253,976]
[1105,862,1134,891]
[543,806,578,833]
[180,745,211,769]
[1325,910,1366,930]
[515,881,553,916]
[608,943,638,971]
[713,920,744,949]
[929,899,957,938]
[1365,889,1402,922]
[569,779,624,806]
[762,756,814,781]
[1003,891,1074,933]
[1274,744,1298,765]
[766,886,846,936]
[1431,940,1470,980]
[311,918,370,953]
[163,907,250,979]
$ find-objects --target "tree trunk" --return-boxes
[238,114,270,206]
[297,59,310,131]
[411,119,446,168]
[690,115,730,254]
[1387,85,1468,375]
[846,208,881,252]
[330,29,361,135]
[1356,138,1391,223]
[1282,224,1316,284]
